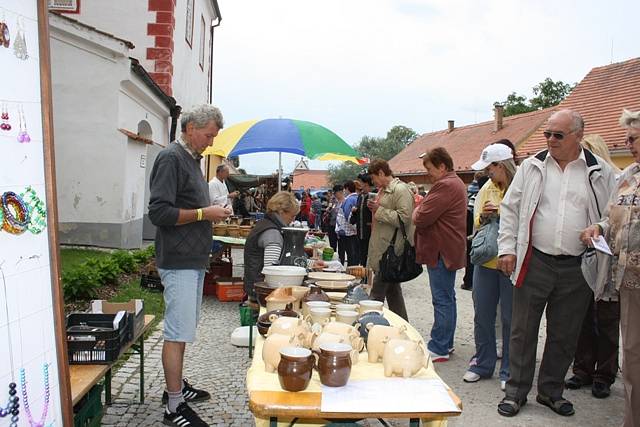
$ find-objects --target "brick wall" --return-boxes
[147,0,176,95]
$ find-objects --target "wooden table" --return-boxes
[247,310,462,426]
[69,314,155,406]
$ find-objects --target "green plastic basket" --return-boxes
[239,303,258,326]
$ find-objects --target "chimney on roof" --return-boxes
[447,120,455,132]
[494,104,504,132]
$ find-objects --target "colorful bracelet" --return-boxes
[20,186,47,234]
[1,191,30,234]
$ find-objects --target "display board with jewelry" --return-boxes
[0,1,70,425]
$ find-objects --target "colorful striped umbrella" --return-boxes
[202,118,365,164]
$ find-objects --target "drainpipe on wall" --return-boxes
[170,105,182,142]
[209,1,222,104]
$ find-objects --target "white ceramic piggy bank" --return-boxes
[262,332,303,373]
[366,324,409,363]
[382,339,428,378]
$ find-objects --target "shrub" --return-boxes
[62,262,102,300]
[62,245,157,302]
[112,250,137,273]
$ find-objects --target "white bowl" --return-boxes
[262,265,307,287]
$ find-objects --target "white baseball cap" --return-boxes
[471,144,513,170]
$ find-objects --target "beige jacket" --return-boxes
[367,178,415,273]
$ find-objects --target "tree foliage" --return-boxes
[500,77,576,117]
[327,125,418,185]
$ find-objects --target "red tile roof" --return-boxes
[518,57,640,157]
[389,108,555,175]
[291,170,330,190]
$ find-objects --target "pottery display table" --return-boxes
[246,309,462,427]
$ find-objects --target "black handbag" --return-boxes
[379,215,423,282]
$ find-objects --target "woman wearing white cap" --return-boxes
[463,142,517,391]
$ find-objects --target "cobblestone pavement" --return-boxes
[103,265,625,426]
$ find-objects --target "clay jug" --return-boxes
[278,347,315,392]
[303,284,330,304]
[317,343,352,387]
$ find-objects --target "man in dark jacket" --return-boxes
[148,105,231,427]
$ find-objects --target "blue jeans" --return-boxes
[427,257,457,355]
[469,265,513,380]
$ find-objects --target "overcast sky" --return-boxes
[212,0,639,175]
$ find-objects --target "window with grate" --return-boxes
[48,0,80,13]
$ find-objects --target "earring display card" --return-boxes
[0,1,65,426]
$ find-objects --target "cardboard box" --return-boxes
[91,299,144,342]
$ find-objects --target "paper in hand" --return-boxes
[591,235,612,255]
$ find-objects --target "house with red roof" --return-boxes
[390,57,639,184]
[518,57,639,169]
[389,106,555,184]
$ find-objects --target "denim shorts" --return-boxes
[158,268,205,343]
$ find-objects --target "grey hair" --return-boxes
[216,164,228,174]
[619,109,640,129]
[180,104,224,132]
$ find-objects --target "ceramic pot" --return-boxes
[303,300,331,318]
[308,307,331,325]
[278,347,315,392]
[263,333,303,373]
[257,309,299,337]
[335,303,358,312]
[358,300,384,315]
[254,282,276,307]
[317,342,352,387]
[303,284,330,304]
[336,310,359,325]
[266,288,296,312]
[355,311,390,343]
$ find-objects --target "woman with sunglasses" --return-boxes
[463,142,517,391]
[580,109,640,427]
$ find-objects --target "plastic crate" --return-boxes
[216,277,244,302]
[73,383,103,427]
[140,273,164,291]
[66,313,129,364]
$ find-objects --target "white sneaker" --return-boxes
[500,380,506,391]
[463,371,481,383]
[428,350,450,363]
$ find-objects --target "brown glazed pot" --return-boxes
[317,343,352,387]
[302,284,330,304]
[278,347,315,392]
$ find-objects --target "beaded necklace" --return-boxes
[0,266,20,426]
[20,365,50,427]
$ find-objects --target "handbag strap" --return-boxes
[397,214,409,241]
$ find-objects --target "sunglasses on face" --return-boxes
[543,130,571,140]
[626,135,639,145]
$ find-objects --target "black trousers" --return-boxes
[359,236,370,268]
[572,298,620,384]
[328,228,338,251]
[370,274,408,321]
[506,249,592,401]
[337,235,359,266]
[463,239,474,287]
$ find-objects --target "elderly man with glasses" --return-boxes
[495,109,617,418]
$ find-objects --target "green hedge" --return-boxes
[62,246,155,301]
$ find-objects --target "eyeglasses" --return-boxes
[626,135,639,145]
[543,130,575,140]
